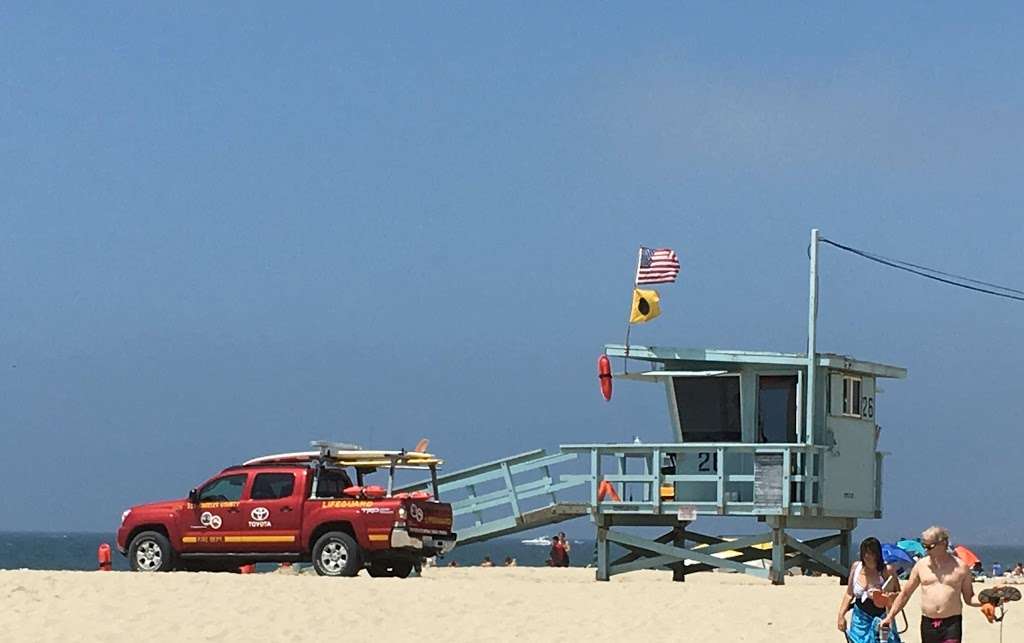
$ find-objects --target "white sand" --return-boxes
[1,567,1020,642]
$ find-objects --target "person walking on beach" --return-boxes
[836,536,901,642]
[559,532,571,567]
[548,535,566,567]
[881,526,982,643]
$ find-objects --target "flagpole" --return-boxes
[623,247,643,372]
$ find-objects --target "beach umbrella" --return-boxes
[897,539,926,558]
[954,545,980,568]
[882,543,915,566]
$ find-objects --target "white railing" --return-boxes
[559,443,827,517]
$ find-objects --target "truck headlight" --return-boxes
[121,509,131,525]
[397,506,406,519]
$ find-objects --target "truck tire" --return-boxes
[128,530,174,572]
[392,562,413,578]
[312,532,362,577]
[179,561,243,573]
[367,561,413,578]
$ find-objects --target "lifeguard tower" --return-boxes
[565,341,905,583]
[571,229,906,583]
[397,229,906,584]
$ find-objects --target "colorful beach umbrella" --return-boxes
[882,543,915,566]
[954,545,980,568]
[897,539,926,558]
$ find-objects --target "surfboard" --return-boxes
[243,450,441,467]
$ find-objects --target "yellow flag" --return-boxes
[630,288,661,324]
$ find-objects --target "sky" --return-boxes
[1,3,1022,542]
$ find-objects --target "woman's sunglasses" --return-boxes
[924,540,947,550]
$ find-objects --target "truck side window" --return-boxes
[250,473,295,500]
[315,469,353,498]
[198,474,247,503]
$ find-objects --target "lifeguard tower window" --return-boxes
[757,375,798,443]
[672,376,741,442]
[842,376,862,417]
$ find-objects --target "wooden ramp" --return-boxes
[394,449,588,546]
[456,502,590,545]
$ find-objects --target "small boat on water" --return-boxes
[521,537,552,546]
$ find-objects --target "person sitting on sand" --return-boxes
[881,526,982,643]
[1012,562,1024,577]
[480,556,494,567]
[837,536,902,642]
[503,556,517,567]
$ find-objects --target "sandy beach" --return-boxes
[2,567,1020,642]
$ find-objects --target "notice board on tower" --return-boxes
[753,453,784,513]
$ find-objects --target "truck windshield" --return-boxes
[199,474,247,503]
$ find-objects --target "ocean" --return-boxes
[2,532,1021,574]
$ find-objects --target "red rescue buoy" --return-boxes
[97,543,112,571]
[598,354,613,401]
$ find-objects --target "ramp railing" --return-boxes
[395,449,588,544]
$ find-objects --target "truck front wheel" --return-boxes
[128,530,174,572]
[312,532,362,577]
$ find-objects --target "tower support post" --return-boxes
[839,528,853,585]
[596,516,610,582]
[770,524,787,585]
[672,522,688,582]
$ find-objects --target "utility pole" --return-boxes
[805,228,820,445]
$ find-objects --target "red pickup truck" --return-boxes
[116,444,456,577]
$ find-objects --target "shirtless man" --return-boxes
[881,526,981,642]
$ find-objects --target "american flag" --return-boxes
[635,247,680,285]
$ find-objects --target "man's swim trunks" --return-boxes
[920,614,962,642]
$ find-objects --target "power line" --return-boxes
[820,238,1024,303]
[831,240,1024,296]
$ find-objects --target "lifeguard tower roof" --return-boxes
[603,343,905,452]
[605,344,907,380]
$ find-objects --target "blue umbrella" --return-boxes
[897,538,926,558]
[883,543,915,566]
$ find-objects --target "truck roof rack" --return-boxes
[242,443,442,469]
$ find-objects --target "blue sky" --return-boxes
[1,3,1022,542]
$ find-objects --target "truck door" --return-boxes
[235,471,303,552]
[179,473,249,552]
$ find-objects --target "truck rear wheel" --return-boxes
[312,532,362,577]
[368,561,413,578]
[128,530,174,572]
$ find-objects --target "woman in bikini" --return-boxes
[836,537,902,642]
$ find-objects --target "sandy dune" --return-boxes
[1,567,1020,642]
